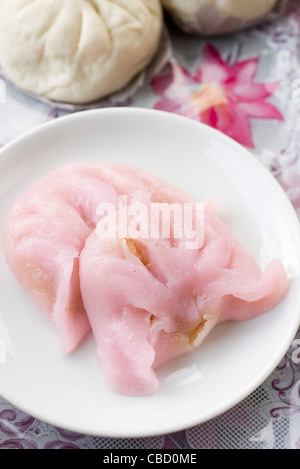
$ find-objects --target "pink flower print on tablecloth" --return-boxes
[152,44,284,148]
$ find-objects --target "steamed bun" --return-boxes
[161,0,280,35]
[0,0,163,104]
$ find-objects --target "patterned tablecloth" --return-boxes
[1,0,300,450]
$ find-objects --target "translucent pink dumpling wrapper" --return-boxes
[3,161,289,396]
[2,161,194,353]
[79,207,288,396]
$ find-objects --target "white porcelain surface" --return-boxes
[0,108,299,438]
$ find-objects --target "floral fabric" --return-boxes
[152,43,283,148]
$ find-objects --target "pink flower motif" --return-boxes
[152,44,284,148]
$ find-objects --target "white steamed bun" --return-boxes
[0,0,163,104]
[161,0,280,35]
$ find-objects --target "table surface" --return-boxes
[0,1,300,450]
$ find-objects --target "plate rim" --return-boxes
[0,107,300,438]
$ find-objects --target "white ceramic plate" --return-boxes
[0,108,300,438]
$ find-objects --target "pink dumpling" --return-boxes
[3,161,289,397]
[3,161,196,353]
[79,209,288,396]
